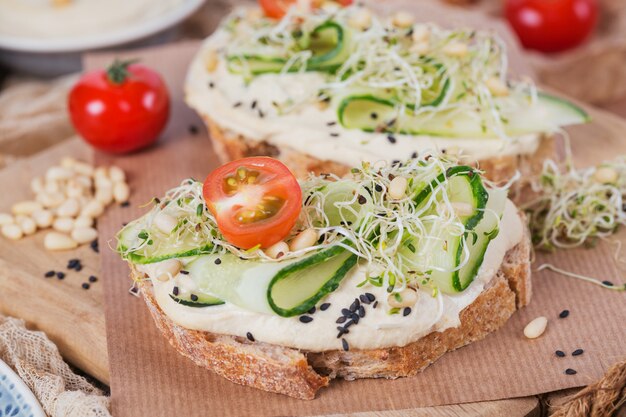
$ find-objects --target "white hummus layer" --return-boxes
[0,0,186,39]
[185,31,542,169]
[138,199,524,352]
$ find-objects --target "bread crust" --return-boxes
[203,116,555,194]
[132,217,531,400]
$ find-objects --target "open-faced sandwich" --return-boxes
[117,154,531,399]
[185,2,588,188]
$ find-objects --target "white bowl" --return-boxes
[0,359,46,417]
[0,0,205,76]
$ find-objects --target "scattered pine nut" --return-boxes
[524,316,548,339]
[0,213,13,226]
[593,166,618,184]
[290,228,319,251]
[155,259,182,282]
[2,224,23,240]
[12,200,43,216]
[388,176,408,200]
[265,241,289,259]
[387,288,418,308]
[113,182,130,203]
[154,212,178,235]
[71,227,98,244]
[443,41,468,58]
[391,11,413,28]
[44,232,78,251]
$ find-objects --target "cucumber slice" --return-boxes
[185,245,357,317]
[401,166,490,293]
[311,181,374,227]
[169,293,224,308]
[338,92,589,137]
[227,21,349,75]
[117,216,213,264]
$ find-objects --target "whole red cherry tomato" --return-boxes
[259,0,353,19]
[505,0,598,53]
[68,60,170,153]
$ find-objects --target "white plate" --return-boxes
[0,359,45,417]
[0,0,204,53]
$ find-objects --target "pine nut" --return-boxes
[388,288,418,308]
[113,182,130,203]
[46,166,73,182]
[53,217,75,233]
[0,213,13,226]
[348,9,372,30]
[412,25,430,43]
[204,49,219,72]
[56,198,80,218]
[443,41,468,58]
[81,200,104,218]
[32,209,54,228]
[95,186,114,205]
[38,192,65,209]
[593,166,618,184]
[154,212,178,234]
[44,180,60,194]
[74,216,94,228]
[75,175,93,189]
[391,11,413,28]
[289,228,318,251]
[95,176,112,190]
[18,217,37,235]
[486,76,509,97]
[411,41,430,55]
[65,180,85,198]
[30,176,44,194]
[2,224,23,240]
[155,259,182,282]
[524,316,548,339]
[451,202,474,217]
[72,161,94,176]
[44,232,77,251]
[60,156,77,169]
[109,166,126,183]
[388,176,408,200]
[71,226,98,244]
[265,241,289,259]
[12,200,43,216]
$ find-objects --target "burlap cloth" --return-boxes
[0,316,111,417]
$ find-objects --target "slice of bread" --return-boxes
[131,213,531,400]
[202,115,555,195]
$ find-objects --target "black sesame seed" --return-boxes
[208,81,215,89]
[403,307,412,316]
[358,195,367,205]
[330,132,340,137]
[350,299,360,312]
[214,258,222,265]
[74,264,83,272]
[173,286,179,296]
[246,332,255,342]
[342,338,349,351]
[308,307,316,315]
[189,125,199,135]
[411,152,418,159]
[387,135,397,144]
[572,349,584,356]
[69,258,79,264]
[88,275,98,283]
[120,201,130,207]
[56,272,65,280]
[336,327,349,338]
[180,270,189,275]
[375,184,383,192]
[320,303,331,311]
[350,314,360,324]
[190,294,199,302]
[233,101,242,108]
[358,306,365,318]
[565,368,577,375]
[336,316,347,324]
[602,280,614,286]
[258,109,265,118]
[251,100,257,109]
[373,301,379,309]
[299,315,313,323]
[90,239,99,253]
[370,112,378,120]
[326,121,337,126]
[344,320,354,329]
[359,294,369,304]
[81,283,90,290]
[555,350,566,357]
[365,293,376,302]
[44,270,55,278]
[341,308,352,317]
[559,309,570,319]
[130,287,139,294]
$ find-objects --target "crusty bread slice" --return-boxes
[131,213,531,400]
[202,115,555,197]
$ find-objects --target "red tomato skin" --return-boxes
[259,0,353,19]
[203,157,302,249]
[505,0,598,53]
[68,64,170,154]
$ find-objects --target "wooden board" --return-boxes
[0,138,109,384]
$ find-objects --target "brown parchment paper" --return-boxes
[92,3,626,416]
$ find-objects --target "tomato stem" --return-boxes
[106,59,139,85]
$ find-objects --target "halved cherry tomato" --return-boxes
[203,157,302,249]
[259,0,353,19]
